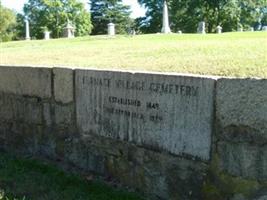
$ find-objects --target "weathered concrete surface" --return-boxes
[0,93,43,124]
[217,142,267,180]
[216,78,267,180]
[0,66,51,98]
[60,134,208,200]
[75,69,215,160]
[53,68,73,103]
[217,78,267,137]
[1,65,267,200]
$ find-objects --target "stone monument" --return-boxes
[237,27,243,32]
[197,21,206,34]
[25,18,30,40]
[108,23,115,36]
[237,24,243,32]
[216,25,222,34]
[161,0,171,34]
[44,31,51,40]
[63,21,75,38]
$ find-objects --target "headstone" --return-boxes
[197,21,206,34]
[75,70,216,160]
[256,17,262,31]
[237,24,243,32]
[262,26,267,31]
[177,30,182,34]
[256,23,262,31]
[250,27,254,32]
[63,21,75,38]
[44,31,51,40]
[161,0,171,34]
[25,18,30,40]
[108,23,115,36]
[216,25,222,34]
[237,27,243,32]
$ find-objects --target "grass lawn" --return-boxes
[0,32,266,78]
[0,152,143,200]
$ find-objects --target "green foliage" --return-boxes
[90,0,133,35]
[136,0,164,33]
[0,1,17,42]
[137,0,267,33]
[19,0,92,39]
[0,152,143,200]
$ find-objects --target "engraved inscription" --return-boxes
[109,96,141,107]
[76,70,214,160]
[149,83,199,96]
[82,77,199,98]
[147,102,159,110]
[105,107,145,120]
[115,80,145,91]
[105,96,163,123]
[83,77,111,88]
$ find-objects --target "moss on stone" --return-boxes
[203,153,262,199]
[202,183,224,200]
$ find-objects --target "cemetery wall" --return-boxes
[0,65,266,200]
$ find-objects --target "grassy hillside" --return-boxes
[0,32,266,78]
[0,152,143,200]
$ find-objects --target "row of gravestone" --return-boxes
[25,19,76,40]
[25,19,116,40]
[24,0,267,40]
[196,22,265,34]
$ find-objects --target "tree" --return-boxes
[20,0,92,39]
[136,0,164,33]
[0,1,17,42]
[238,0,267,30]
[90,0,133,35]
[170,0,203,33]
[137,0,267,33]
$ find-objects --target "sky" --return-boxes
[1,0,146,18]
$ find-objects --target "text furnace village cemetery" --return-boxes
[0,0,267,200]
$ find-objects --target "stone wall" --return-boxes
[0,66,266,200]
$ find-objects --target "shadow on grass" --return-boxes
[0,152,144,200]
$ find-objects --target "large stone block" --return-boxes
[0,93,43,124]
[64,134,207,200]
[216,78,267,179]
[216,78,267,138]
[0,66,51,98]
[75,69,216,160]
[55,104,74,126]
[53,68,73,103]
[217,141,267,180]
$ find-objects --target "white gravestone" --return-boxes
[63,22,75,38]
[216,25,222,34]
[44,31,51,40]
[197,21,206,34]
[108,23,115,36]
[161,0,171,34]
[25,19,30,40]
[237,25,243,32]
[75,70,216,160]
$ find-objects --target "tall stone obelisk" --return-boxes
[161,0,171,34]
[25,18,31,40]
